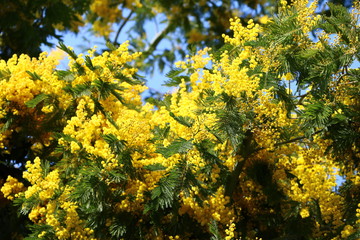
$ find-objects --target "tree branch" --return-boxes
[143,22,174,56]
[113,10,134,45]
[254,128,324,153]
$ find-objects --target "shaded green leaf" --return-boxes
[25,93,49,108]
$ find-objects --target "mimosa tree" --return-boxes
[1,1,360,239]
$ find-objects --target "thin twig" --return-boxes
[296,92,310,105]
[113,10,134,45]
[254,128,324,153]
[144,22,173,55]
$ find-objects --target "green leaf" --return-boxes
[301,102,332,129]
[107,171,127,183]
[166,68,186,78]
[348,231,360,240]
[92,79,112,100]
[156,138,193,158]
[25,93,49,108]
[63,82,91,97]
[296,49,319,59]
[113,72,143,85]
[164,68,190,87]
[210,43,233,61]
[57,42,77,60]
[146,94,172,110]
[151,125,170,141]
[57,41,85,76]
[106,41,117,51]
[169,112,194,128]
[215,110,246,153]
[102,133,126,153]
[145,159,188,213]
[209,219,223,240]
[85,56,96,70]
[109,222,127,238]
[56,70,75,81]
[26,71,42,80]
[92,78,126,103]
[91,97,119,130]
[0,69,11,80]
[330,113,347,125]
[143,163,166,171]
[163,76,190,87]
[41,159,51,177]
[1,118,13,133]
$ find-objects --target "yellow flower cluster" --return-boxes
[90,0,121,37]
[292,0,321,35]
[179,186,234,226]
[279,0,321,47]
[31,191,95,240]
[0,50,70,152]
[23,157,43,185]
[223,18,261,46]
[224,217,237,240]
[286,146,344,228]
[340,225,355,239]
[253,88,291,150]
[0,176,25,200]
[22,157,61,201]
[0,52,67,107]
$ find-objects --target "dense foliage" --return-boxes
[1,1,360,239]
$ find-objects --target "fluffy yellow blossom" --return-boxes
[224,218,237,240]
[222,17,261,46]
[292,0,321,36]
[300,208,310,218]
[23,157,43,185]
[179,186,234,226]
[341,225,355,238]
[0,176,25,200]
[259,15,271,24]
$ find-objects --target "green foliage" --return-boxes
[169,112,194,128]
[156,138,193,158]
[0,0,90,59]
[208,220,223,240]
[301,101,332,130]
[143,163,167,171]
[25,94,49,108]
[102,134,126,153]
[164,68,191,87]
[214,93,248,154]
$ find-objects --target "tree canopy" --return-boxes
[0,0,353,72]
[0,0,360,240]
